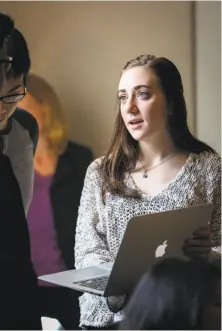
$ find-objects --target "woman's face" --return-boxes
[0,75,24,127]
[19,92,45,132]
[118,66,168,142]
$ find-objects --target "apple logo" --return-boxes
[155,240,168,258]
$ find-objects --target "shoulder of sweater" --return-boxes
[196,151,221,163]
[193,151,221,175]
[85,156,104,180]
[85,157,107,187]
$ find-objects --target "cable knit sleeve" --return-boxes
[75,159,118,327]
[75,159,111,269]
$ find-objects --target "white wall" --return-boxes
[195,1,221,154]
[0,1,194,157]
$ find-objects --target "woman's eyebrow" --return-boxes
[118,85,152,93]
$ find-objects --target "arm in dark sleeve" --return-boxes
[85,148,94,167]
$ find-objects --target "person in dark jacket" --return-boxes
[0,13,42,330]
[121,258,221,330]
[19,73,94,330]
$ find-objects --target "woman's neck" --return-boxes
[35,136,51,158]
[34,136,58,175]
[138,131,179,168]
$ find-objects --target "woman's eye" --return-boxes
[138,91,149,99]
[118,95,127,102]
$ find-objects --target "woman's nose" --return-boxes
[126,97,139,114]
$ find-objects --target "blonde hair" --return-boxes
[26,73,68,156]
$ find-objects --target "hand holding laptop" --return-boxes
[183,224,212,259]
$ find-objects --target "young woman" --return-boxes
[121,258,221,330]
[19,73,93,329]
[0,12,41,330]
[75,54,221,329]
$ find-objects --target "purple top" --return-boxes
[27,171,66,286]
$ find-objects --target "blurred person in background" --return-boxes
[20,73,93,330]
[120,258,221,330]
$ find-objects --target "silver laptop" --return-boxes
[39,203,213,296]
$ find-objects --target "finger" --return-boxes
[184,239,211,247]
[183,246,212,254]
[185,253,210,260]
[194,224,210,232]
[194,229,210,236]
[193,225,210,236]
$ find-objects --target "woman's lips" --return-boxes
[128,119,144,129]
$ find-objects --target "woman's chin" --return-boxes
[129,131,148,142]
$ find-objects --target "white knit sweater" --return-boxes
[75,152,221,328]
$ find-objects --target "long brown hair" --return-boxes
[100,54,215,203]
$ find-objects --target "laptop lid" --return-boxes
[104,203,213,296]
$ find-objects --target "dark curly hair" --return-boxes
[0,12,30,86]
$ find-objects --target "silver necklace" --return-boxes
[142,154,178,178]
